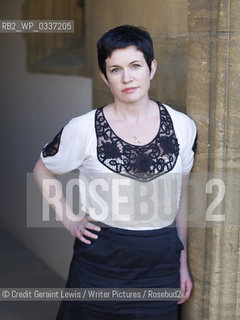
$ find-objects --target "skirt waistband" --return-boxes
[96,221,176,237]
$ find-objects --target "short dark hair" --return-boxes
[97,25,154,79]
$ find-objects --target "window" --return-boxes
[23,0,90,76]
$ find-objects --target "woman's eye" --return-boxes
[132,64,141,69]
[111,68,120,73]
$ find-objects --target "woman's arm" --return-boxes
[33,158,101,244]
[175,173,193,304]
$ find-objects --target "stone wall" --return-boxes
[87,0,189,112]
[185,1,240,319]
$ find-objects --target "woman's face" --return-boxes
[100,45,157,105]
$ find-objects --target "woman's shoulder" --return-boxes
[69,108,96,127]
[67,107,105,133]
[162,103,195,126]
[58,108,98,141]
[161,102,197,146]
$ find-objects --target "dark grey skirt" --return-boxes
[56,222,184,320]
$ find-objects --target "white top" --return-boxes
[40,103,197,230]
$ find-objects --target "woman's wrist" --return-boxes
[180,251,188,267]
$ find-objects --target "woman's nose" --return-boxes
[122,69,133,83]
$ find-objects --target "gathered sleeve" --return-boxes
[40,116,88,175]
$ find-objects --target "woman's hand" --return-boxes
[175,174,193,304]
[33,159,101,245]
[63,214,101,245]
[177,263,193,304]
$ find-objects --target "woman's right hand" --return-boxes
[33,159,101,245]
[63,214,101,245]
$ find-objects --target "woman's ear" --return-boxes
[99,71,109,87]
[150,60,157,80]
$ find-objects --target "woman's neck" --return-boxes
[112,97,154,123]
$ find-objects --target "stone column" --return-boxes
[183,1,240,319]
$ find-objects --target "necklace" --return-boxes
[133,135,141,144]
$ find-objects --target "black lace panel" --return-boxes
[95,102,179,182]
[42,128,64,158]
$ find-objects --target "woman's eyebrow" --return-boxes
[108,60,142,68]
[108,64,121,68]
[130,60,141,64]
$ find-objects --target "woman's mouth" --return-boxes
[122,87,138,93]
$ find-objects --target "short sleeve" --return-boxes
[180,118,197,175]
[40,117,88,175]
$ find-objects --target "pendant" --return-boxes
[134,136,141,144]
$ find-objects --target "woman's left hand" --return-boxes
[177,263,193,304]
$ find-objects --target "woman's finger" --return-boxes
[86,222,101,232]
[184,280,192,300]
[86,214,100,223]
[177,281,187,304]
[77,233,91,245]
[177,278,192,304]
[81,228,98,239]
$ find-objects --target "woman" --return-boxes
[33,25,196,319]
